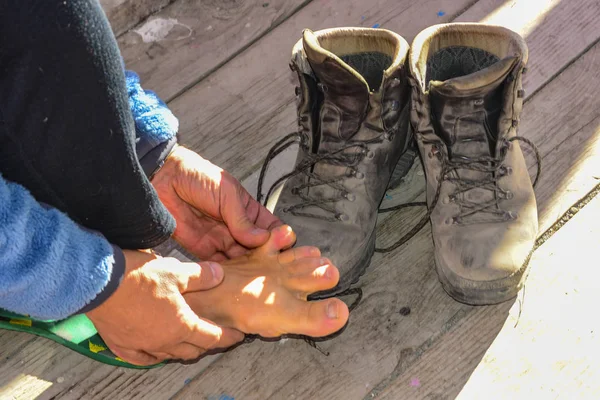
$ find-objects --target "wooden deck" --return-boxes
[1,0,600,398]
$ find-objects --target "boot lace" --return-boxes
[376,134,541,254]
[257,118,386,220]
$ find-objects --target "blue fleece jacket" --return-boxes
[0,71,178,320]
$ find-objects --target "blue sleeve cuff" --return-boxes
[125,70,179,177]
[0,177,127,321]
[75,245,125,315]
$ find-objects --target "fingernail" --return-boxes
[326,302,338,319]
[251,228,267,236]
[208,262,223,282]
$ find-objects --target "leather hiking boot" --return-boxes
[258,28,413,298]
[409,23,541,305]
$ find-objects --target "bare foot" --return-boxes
[184,225,350,338]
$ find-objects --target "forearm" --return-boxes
[0,175,124,320]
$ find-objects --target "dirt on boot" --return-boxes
[409,23,541,305]
[259,28,413,298]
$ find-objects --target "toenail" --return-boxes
[326,302,338,319]
[326,267,334,279]
[320,257,330,266]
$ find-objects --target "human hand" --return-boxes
[184,225,350,338]
[151,145,282,261]
[86,250,244,366]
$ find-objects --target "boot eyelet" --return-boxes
[346,168,356,177]
[355,171,365,179]
[505,211,519,220]
[504,190,514,200]
[500,165,513,176]
[384,132,394,141]
[366,151,375,160]
[474,99,484,106]
[336,213,350,222]
[445,217,455,225]
[317,83,328,93]
[345,192,356,202]
[430,145,442,160]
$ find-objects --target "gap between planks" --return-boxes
[0,0,597,399]
[172,33,600,398]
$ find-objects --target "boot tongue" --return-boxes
[428,56,517,208]
[429,56,517,157]
[302,29,371,140]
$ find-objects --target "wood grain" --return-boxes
[379,190,600,400]
[169,0,478,181]
[2,0,599,399]
[173,4,600,399]
[119,0,310,101]
[100,0,173,37]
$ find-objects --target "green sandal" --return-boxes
[0,308,163,369]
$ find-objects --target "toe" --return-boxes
[277,246,321,264]
[284,298,349,338]
[283,258,339,296]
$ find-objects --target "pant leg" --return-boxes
[0,0,175,249]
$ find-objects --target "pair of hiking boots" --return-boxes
[259,23,540,306]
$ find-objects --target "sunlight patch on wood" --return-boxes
[0,374,53,399]
[480,0,559,37]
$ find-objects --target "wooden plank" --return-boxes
[100,0,173,37]
[171,6,600,400]
[118,0,310,101]
[169,0,600,186]
[378,187,600,399]
[1,2,598,400]
[168,0,478,181]
[0,329,223,400]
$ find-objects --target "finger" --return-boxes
[175,260,224,293]
[285,298,349,338]
[254,225,296,257]
[253,199,284,231]
[221,183,273,248]
[109,344,162,366]
[173,208,238,259]
[160,343,206,361]
[284,259,339,295]
[277,246,321,265]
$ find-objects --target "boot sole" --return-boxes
[435,248,534,305]
[308,230,376,300]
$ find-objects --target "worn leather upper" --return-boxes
[266,28,411,295]
[409,23,538,286]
